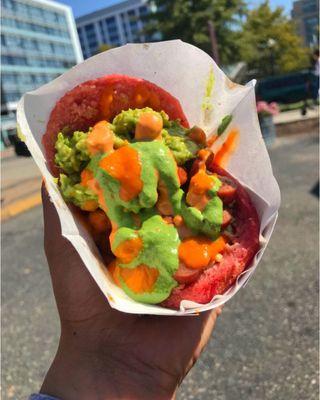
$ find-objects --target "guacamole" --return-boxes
[111,215,179,303]
[55,131,90,175]
[54,107,224,304]
[181,174,223,239]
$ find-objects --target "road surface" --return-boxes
[2,133,319,399]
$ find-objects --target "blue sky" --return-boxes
[61,0,293,18]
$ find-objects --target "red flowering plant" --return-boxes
[256,101,279,118]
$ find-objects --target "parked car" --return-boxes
[9,131,31,157]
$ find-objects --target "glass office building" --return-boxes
[1,0,83,148]
[292,0,319,47]
[76,0,150,59]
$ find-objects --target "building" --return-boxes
[1,0,83,148]
[291,0,319,47]
[76,0,150,59]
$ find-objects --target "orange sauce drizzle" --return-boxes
[179,237,211,269]
[109,261,159,293]
[99,146,143,201]
[186,169,215,211]
[87,121,114,155]
[207,134,218,147]
[214,129,239,167]
[113,236,143,264]
[80,169,108,213]
[179,236,226,270]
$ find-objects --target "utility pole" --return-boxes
[208,20,220,65]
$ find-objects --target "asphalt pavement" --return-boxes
[1,152,42,219]
[2,133,319,400]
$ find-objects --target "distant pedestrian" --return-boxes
[311,49,319,103]
[302,49,319,115]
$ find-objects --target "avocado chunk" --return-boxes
[112,107,169,137]
[59,174,98,210]
[55,131,90,175]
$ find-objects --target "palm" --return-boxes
[42,186,220,395]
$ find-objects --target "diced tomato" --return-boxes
[163,216,173,224]
[221,210,232,229]
[178,167,187,185]
[188,126,207,145]
[190,159,201,178]
[88,209,111,233]
[173,262,201,284]
[218,184,236,204]
[205,152,215,169]
[135,112,163,140]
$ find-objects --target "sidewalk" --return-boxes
[1,154,42,220]
[1,146,15,160]
[274,107,319,124]
[274,107,319,136]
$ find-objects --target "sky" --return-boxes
[60,0,294,18]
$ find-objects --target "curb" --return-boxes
[1,193,42,221]
[276,117,319,137]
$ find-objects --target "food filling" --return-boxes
[54,107,237,304]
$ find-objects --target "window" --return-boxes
[85,24,95,34]
[139,6,148,16]
[2,15,69,39]
[6,92,21,102]
[302,1,317,14]
[106,16,116,26]
[57,14,66,25]
[106,16,117,34]
[130,20,138,29]
[305,16,318,44]
[2,0,16,11]
[99,21,108,42]
[110,34,119,43]
[2,73,17,84]
[28,5,43,19]
[1,34,7,47]
[17,2,28,15]
[1,55,28,66]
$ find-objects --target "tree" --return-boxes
[95,44,114,54]
[144,0,247,65]
[238,1,309,76]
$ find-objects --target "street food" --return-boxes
[43,74,260,308]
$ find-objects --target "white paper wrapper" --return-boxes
[17,40,280,316]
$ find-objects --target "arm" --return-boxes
[39,185,222,400]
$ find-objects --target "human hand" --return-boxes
[40,185,222,400]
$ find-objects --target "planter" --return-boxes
[259,115,276,147]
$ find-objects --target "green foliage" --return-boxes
[144,0,247,65]
[95,44,114,54]
[238,1,309,76]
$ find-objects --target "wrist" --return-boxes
[41,332,177,400]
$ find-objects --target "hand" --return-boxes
[40,185,222,400]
